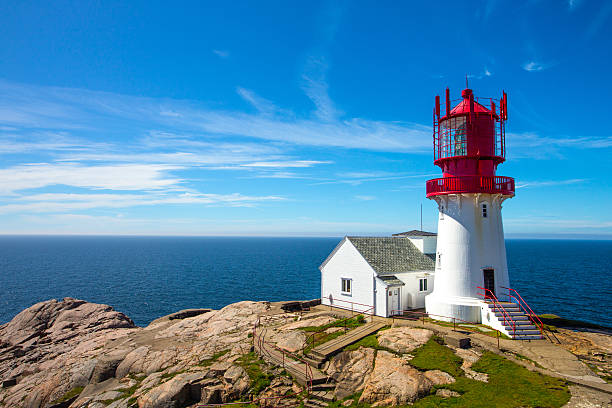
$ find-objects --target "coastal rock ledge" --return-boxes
[0,298,266,408]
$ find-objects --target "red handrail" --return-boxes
[426,175,515,197]
[500,286,546,338]
[477,287,516,336]
[227,318,315,408]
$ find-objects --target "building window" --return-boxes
[419,278,428,292]
[341,278,352,294]
[481,203,488,218]
[439,205,445,220]
[437,253,442,268]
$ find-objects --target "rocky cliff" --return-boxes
[1,298,610,408]
[0,298,266,407]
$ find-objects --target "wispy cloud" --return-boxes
[0,191,285,214]
[568,0,582,11]
[507,132,612,158]
[355,195,376,201]
[522,61,554,72]
[240,160,330,168]
[0,163,182,195]
[301,56,341,122]
[212,49,230,58]
[314,172,438,186]
[0,80,431,153]
[515,178,587,189]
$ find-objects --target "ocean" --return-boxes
[0,236,610,327]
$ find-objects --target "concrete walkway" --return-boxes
[312,305,612,395]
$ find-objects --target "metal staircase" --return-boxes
[483,301,543,340]
[478,286,546,340]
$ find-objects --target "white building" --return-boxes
[319,233,436,317]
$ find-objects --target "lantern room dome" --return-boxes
[448,88,493,116]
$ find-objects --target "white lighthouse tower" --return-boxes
[425,87,515,324]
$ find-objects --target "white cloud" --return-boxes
[515,178,587,189]
[0,191,285,214]
[240,160,330,168]
[355,195,376,201]
[0,163,182,194]
[212,49,230,58]
[0,80,431,153]
[521,61,553,72]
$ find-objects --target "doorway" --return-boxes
[388,287,400,316]
[483,269,495,297]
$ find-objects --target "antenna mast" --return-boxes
[420,204,423,231]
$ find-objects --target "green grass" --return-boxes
[511,352,545,369]
[301,315,368,354]
[418,317,511,340]
[160,369,187,380]
[343,327,394,353]
[99,381,142,406]
[301,314,366,333]
[409,337,463,377]
[412,351,570,408]
[303,330,345,354]
[237,352,274,395]
[327,391,372,408]
[198,349,230,367]
[50,387,84,405]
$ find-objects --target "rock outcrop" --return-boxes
[327,348,376,399]
[377,327,432,354]
[0,298,269,408]
[359,351,433,406]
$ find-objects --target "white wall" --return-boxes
[374,277,388,317]
[425,193,511,323]
[395,271,434,309]
[320,238,378,315]
[406,237,437,255]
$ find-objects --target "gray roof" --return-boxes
[392,230,437,237]
[378,275,405,286]
[347,236,435,274]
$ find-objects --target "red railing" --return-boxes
[477,287,516,337]
[426,175,514,197]
[200,318,315,408]
[500,287,546,339]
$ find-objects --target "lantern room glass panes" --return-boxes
[440,116,467,158]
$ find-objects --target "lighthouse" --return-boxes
[424,87,515,323]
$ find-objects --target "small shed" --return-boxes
[320,235,436,317]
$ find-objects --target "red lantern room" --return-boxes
[426,88,515,197]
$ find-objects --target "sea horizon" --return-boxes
[1,236,610,328]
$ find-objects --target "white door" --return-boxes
[387,287,400,316]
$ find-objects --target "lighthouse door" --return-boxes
[483,269,495,297]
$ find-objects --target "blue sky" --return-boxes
[0,0,611,237]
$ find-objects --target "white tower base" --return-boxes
[425,193,511,323]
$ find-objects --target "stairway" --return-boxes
[304,321,387,368]
[485,301,543,340]
[254,331,335,405]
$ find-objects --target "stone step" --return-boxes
[494,313,529,320]
[510,330,542,335]
[311,383,336,392]
[302,355,325,369]
[512,334,544,340]
[303,398,329,408]
[308,389,335,402]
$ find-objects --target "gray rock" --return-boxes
[327,348,376,399]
